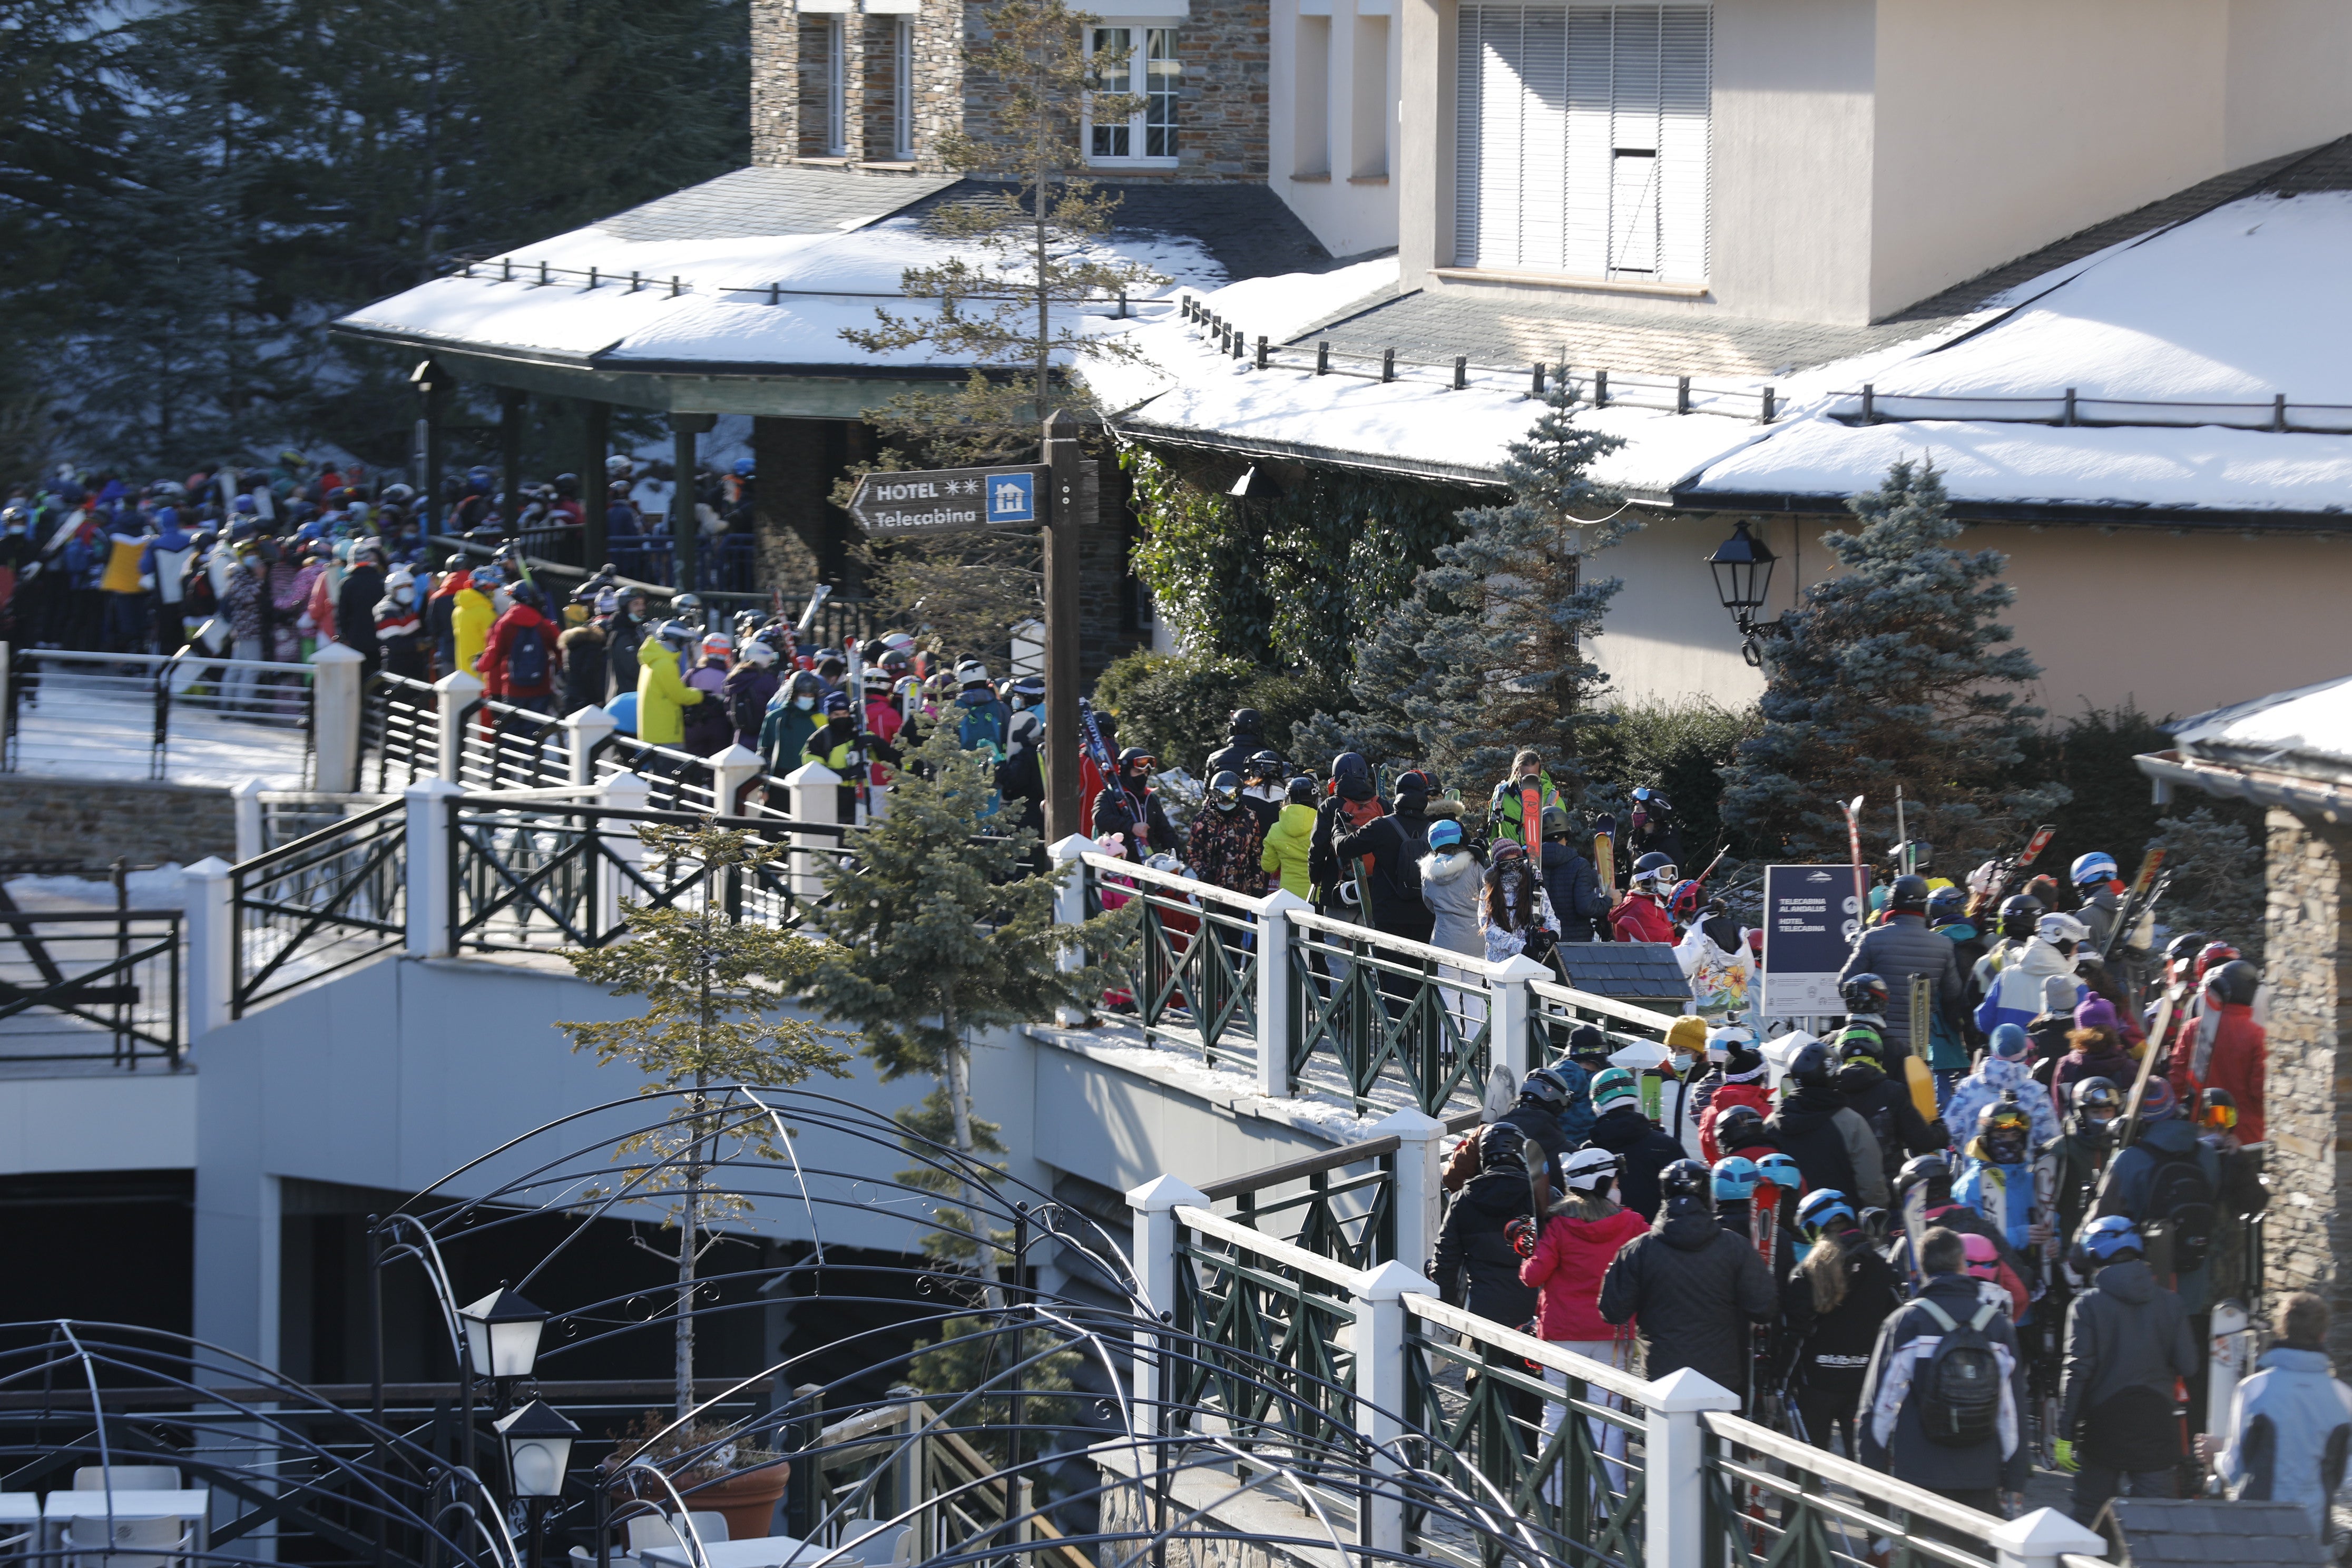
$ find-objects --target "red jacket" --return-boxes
[1610,894,1674,945]
[1699,1083,1774,1163]
[1519,1204,1648,1341]
[2170,1000,2265,1144]
[478,603,558,698]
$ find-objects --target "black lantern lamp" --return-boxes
[495,1399,581,1497]
[1706,520,1787,668]
[459,1287,548,1383]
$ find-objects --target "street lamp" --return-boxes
[459,1287,550,1383]
[496,1400,582,1568]
[1705,520,1786,668]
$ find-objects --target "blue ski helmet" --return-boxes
[1755,1152,1804,1193]
[1796,1189,1855,1238]
[2071,851,2118,886]
[2080,1214,2143,1263]
[1711,1157,1760,1202]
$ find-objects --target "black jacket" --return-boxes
[1583,1106,1688,1221]
[2059,1259,2196,1469]
[1773,1228,1904,1394]
[995,745,1045,838]
[1091,779,1176,854]
[1766,1083,1889,1208]
[1203,730,1264,781]
[1336,801,1436,940]
[1496,1099,1569,1194]
[1540,843,1605,940]
[1836,1062,1947,1177]
[1839,913,1963,1060]
[336,564,384,668]
[1430,1169,1538,1327]
[1599,1202,1776,1393]
[1857,1272,2031,1493]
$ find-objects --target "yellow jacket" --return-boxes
[1259,801,1316,899]
[453,586,495,677]
[102,533,148,595]
[634,639,701,746]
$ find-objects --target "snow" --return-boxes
[1684,415,2352,512]
[8,671,309,789]
[2173,672,2352,768]
[3,865,188,912]
[338,211,1220,370]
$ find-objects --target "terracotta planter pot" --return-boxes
[678,1460,791,1541]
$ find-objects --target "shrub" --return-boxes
[1580,699,1762,867]
[1092,651,1347,778]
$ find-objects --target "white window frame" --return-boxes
[1084,23,1182,166]
[893,17,915,159]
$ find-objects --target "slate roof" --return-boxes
[1286,134,2352,381]
[1553,942,1689,1002]
[2099,1498,2326,1565]
[897,177,1337,283]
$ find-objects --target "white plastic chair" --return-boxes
[70,1469,181,1493]
[836,1522,906,1566]
[62,1516,187,1568]
[624,1513,730,1554]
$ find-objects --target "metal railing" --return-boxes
[0,905,183,1068]
[1199,1133,1398,1271]
[230,798,408,1017]
[591,729,729,814]
[1084,851,1263,1072]
[1403,1295,1650,1568]
[362,671,439,790]
[1699,1409,2002,1568]
[1,641,315,785]
[1290,907,1493,1117]
[447,797,846,954]
[1839,383,2352,435]
[1528,976,1680,1063]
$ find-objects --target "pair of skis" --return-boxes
[2099,847,2171,962]
[1966,823,2059,920]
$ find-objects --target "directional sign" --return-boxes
[1759,863,1863,1019]
[848,465,1050,537]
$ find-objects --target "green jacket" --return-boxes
[1487,771,1563,844]
[1259,802,1316,899]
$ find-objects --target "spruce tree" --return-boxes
[1718,459,2064,861]
[1297,386,1630,795]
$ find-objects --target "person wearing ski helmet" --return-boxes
[1886,1149,2030,1318]
[1484,748,1563,852]
[1839,872,1963,1070]
[1583,1067,1687,1220]
[2067,850,2123,953]
[1710,1103,1779,1162]
[1092,745,1177,857]
[1418,817,1485,960]
[2170,957,2264,1146]
[1764,1040,1888,1207]
[1308,752,1386,913]
[1610,851,1678,944]
[1696,1025,1772,1163]
[1187,769,1268,896]
[1709,1155,1762,1241]
[1974,910,2086,1039]
[1336,769,1438,946]
[1428,1122,1542,1328]
[2093,1076,2221,1330]
[1521,1144,1646,1449]
[1953,1094,2045,1296]
[1485,1067,1574,1200]
[1203,707,1266,781]
[478,578,560,713]
[1537,804,1607,943]
[1599,1149,1776,1400]
[2036,1077,2122,1260]
[1625,785,1682,862]
[1835,1026,1948,1187]
[719,633,782,756]
[634,618,705,749]
[2055,1214,2197,1523]
[1773,1185,1903,1460]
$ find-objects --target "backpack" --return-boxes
[504,619,547,688]
[958,700,1005,758]
[1911,1298,2005,1447]
[2141,1144,2216,1275]
[729,679,766,738]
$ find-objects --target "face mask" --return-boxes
[795,695,816,711]
[393,586,414,606]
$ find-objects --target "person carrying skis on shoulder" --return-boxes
[1888,1154,2031,1320]
[1610,851,1677,944]
[1924,886,1983,1103]
[1485,748,1562,851]
[2068,851,2124,955]
[1765,1040,1888,1208]
[2169,957,2265,1148]
[1308,752,1386,917]
[1696,1026,1772,1163]
[1835,1014,1949,1181]
[1537,805,1606,942]
[1773,1189,1903,1459]
[1839,873,1961,1074]
[1945,1023,2062,1158]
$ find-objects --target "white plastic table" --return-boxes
[44,1491,211,1523]
[639,1536,820,1568]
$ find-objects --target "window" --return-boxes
[824,18,847,156]
[893,17,915,159]
[1295,15,1331,176]
[1087,26,1181,163]
[1453,2,1709,280]
[1349,13,1389,179]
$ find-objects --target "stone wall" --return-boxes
[750,0,800,164]
[0,778,237,868]
[2261,806,2352,1359]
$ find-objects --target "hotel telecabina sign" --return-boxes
[847,465,1048,537]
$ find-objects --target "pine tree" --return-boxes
[557,823,851,1417]
[1296,387,1631,795]
[1718,459,2065,861]
[2150,806,2264,962]
[805,724,1127,1268]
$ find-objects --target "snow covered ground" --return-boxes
[8,669,308,788]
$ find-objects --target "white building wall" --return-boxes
[1271,0,1404,256]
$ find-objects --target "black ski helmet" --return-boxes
[2206,957,2261,1006]
[1787,1039,1835,1087]
[1208,770,1243,811]
[1478,1120,1528,1172]
[1659,1159,1711,1201]
[1887,874,1932,912]
[1925,885,1967,925]
[1713,1104,1767,1149]
[1839,973,1889,1014]
[1894,1152,1951,1203]
[2164,929,2212,966]
[2071,1076,2122,1119]
[1997,893,2043,939]
[1228,708,1263,736]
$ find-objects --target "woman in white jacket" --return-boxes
[1422,817,1488,1032]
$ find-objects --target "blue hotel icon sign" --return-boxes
[985,471,1036,524]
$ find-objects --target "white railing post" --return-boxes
[710,742,762,817]
[783,761,841,901]
[2208,1298,2251,1442]
[1988,1510,2107,1568]
[1367,1107,1446,1271]
[1050,836,1097,1026]
[560,704,616,788]
[597,771,650,934]
[230,778,267,864]
[1355,1260,1438,1555]
[1488,954,1549,1084]
[1642,1368,1741,1568]
[433,669,483,782]
[309,641,366,793]
[1124,1175,1209,1435]
[184,855,235,1042]
[1255,888,1309,1099]
[403,778,464,958]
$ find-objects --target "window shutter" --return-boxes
[1655,5,1711,282]
[1563,6,1614,277]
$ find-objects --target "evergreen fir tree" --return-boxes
[1718,459,2065,861]
[1296,386,1630,796]
[806,724,1126,1268]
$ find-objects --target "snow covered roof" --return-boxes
[2170,672,2352,781]
[332,166,1332,380]
[1678,190,2352,521]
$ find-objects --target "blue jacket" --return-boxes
[1974,938,2080,1038]
[1549,1058,1596,1147]
[1953,1143,2040,1317]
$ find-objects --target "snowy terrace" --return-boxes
[1096,187,2352,523]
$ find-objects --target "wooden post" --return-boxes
[499,390,525,528]
[583,400,610,567]
[1042,411,1085,843]
[670,413,717,594]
